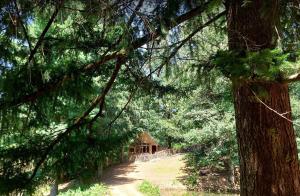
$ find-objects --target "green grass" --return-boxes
[58,183,109,196]
[138,180,160,196]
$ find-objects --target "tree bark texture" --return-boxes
[226,0,279,51]
[226,0,300,195]
[233,81,300,195]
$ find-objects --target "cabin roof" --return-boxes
[133,131,158,146]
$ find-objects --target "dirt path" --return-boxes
[101,154,187,196]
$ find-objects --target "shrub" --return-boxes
[58,183,109,196]
[138,180,160,196]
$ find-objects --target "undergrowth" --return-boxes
[138,180,160,196]
[58,183,109,196]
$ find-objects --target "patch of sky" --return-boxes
[0,59,13,70]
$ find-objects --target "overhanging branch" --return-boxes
[26,1,64,65]
[0,1,219,109]
[0,51,124,109]
[26,56,125,184]
[165,11,225,63]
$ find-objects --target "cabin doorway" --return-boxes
[152,145,157,154]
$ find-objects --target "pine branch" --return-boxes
[165,11,225,64]
[0,51,124,109]
[26,0,64,66]
[127,0,145,25]
[26,57,125,184]
[132,1,215,48]
[0,1,217,109]
[107,63,164,129]
[13,0,34,53]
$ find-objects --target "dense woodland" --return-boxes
[0,0,300,195]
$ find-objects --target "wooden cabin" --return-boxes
[129,132,159,154]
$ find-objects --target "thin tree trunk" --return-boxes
[97,162,103,179]
[225,0,300,195]
[49,179,58,196]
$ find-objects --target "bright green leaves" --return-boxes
[213,48,300,81]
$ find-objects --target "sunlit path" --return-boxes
[101,154,186,196]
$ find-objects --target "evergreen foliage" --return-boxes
[0,0,299,194]
[213,49,300,80]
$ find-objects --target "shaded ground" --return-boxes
[101,154,186,196]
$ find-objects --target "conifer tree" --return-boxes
[0,0,300,195]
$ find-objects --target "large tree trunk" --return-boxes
[226,0,300,195]
[233,81,300,195]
